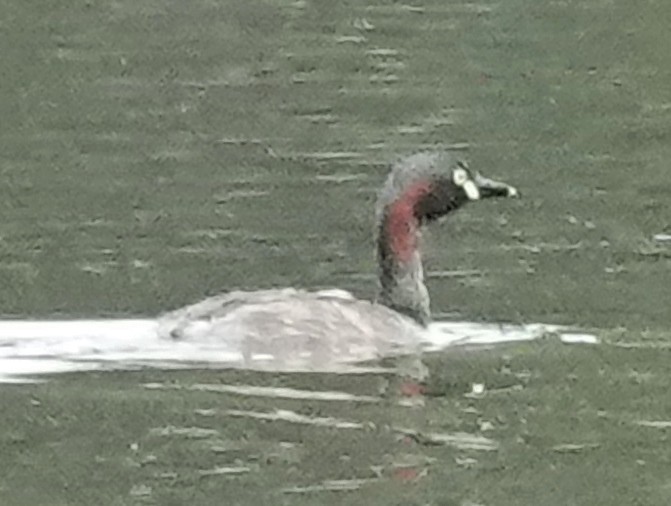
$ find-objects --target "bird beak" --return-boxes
[473,172,519,199]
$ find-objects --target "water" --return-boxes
[1,0,671,504]
[0,318,596,383]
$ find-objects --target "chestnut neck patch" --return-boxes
[383,181,432,263]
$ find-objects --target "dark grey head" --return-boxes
[376,152,518,224]
[376,152,518,324]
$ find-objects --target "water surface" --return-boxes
[1,0,670,504]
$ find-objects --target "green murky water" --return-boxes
[1,0,670,504]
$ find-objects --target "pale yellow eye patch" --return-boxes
[463,180,480,200]
[452,167,468,186]
[452,167,480,200]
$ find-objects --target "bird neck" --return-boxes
[376,183,432,325]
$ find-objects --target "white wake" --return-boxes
[0,319,597,383]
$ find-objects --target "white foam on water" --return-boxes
[0,319,597,383]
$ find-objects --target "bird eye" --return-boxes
[452,167,468,186]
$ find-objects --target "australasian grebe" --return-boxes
[158,152,518,370]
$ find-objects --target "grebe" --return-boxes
[158,152,518,371]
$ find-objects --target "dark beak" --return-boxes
[474,173,519,199]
